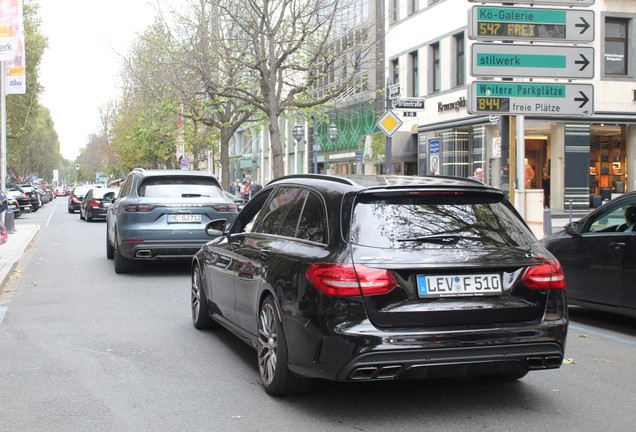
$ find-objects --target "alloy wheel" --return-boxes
[258,302,278,386]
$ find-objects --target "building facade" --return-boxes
[387,0,636,211]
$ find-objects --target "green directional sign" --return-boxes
[469,81,594,116]
[471,43,594,79]
[469,7,594,42]
[468,0,594,6]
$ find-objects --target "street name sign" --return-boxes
[394,97,426,110]
[468,0,593,6]
[469,81,594,116]
[469,7,594,42]
[376,110,403,137]
[471,43,594,79]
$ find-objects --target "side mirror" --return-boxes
[206,219,227,237]
[565,221,582,237]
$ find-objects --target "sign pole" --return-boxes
[516,115,526,219]
[385,79,393,175]
[1,61,6,192]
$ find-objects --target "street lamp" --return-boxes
[292,117,304,143]
[310,113,339,174]
[327,113,339,142]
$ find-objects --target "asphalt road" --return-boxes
[1,199,635,432]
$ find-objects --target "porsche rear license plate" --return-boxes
[417,274,502,297]
[167,214,202,223]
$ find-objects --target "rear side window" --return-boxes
[277,190,328,244]
[296,192,327,244]
[350,192,535,249]
[254,187,301,235]
[138,177,223,198]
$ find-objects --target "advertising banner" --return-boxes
[1,0,25,94]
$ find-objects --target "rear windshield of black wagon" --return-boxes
[349,192,536,249]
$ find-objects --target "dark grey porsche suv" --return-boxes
[191,174,568,395]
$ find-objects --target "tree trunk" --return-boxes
[268,111,284,179]
[219,129,232,190]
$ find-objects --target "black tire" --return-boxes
[86,210,93,222]
[106,232,114,260]
[79,209,85,220]
[67,205,73,213]
[113,236,134,274]
[257,296,313,396]
[191,264,218,329]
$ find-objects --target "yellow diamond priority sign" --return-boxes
[376,110,403,137]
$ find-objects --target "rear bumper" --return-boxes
[119,239,211,260]
[285,317,567,382]
[334,342,563,381]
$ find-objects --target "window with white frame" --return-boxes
[409,51,419,97]
[604,17,629,76]
[430,43,440,93]
[454,33,465,87]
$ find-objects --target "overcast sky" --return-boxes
[38,0,157,160]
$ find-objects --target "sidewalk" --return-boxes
[0,224,40,291]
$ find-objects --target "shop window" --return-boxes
[590,125,626,196]
[440,130,470,177]
[604,18,629,76]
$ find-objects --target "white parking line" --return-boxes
[0,306,7,325]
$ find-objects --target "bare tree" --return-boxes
[213,0,376,177]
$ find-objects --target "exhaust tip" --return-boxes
[135,250,153,258]
[526,355,563,370]
[349,367,378,380]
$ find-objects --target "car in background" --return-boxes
[7,196,21,218]
[541,191,636,318]
[55,186,67,197]
[223,190,248,212]
[67,185,92,213]
[190,174,568,395]
[6,185,32,214]
[35,186,52,204]
[18,184,41,212]
[80,187,118,222]
[106,169,238,273]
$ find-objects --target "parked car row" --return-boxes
[5,183,57,218]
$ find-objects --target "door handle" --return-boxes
[609,242,626,250]
[259,249,271,260]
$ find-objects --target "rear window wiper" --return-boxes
[181,193,210,198]
[397,234,464,244]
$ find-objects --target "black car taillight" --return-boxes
[522,260,566,290]
[90,199,101,207]
[305,263,397,297]
[123,204,155,212]
[71,195,79,203]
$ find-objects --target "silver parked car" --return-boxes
[106,169,238,273]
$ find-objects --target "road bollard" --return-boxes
[543,207,552,237]
[4,208,16,234]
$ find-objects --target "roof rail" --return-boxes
[268,174,357,186]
